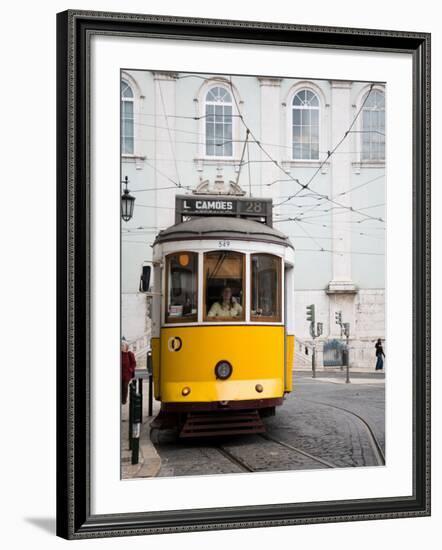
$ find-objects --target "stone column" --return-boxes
[258,77,282,198]
[327,81,357,340]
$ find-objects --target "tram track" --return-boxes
[215,399,384,472]
[216,433,338,473]
[300,398,385,466]
[153,401,385,474]
[258,433,337,468]
[215,445,256,473]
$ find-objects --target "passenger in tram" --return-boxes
[207,286,243,319]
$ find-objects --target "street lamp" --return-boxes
[121,176,135,222]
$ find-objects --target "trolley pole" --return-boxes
[306,305,323,379]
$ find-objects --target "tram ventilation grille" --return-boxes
[180,410,266,438]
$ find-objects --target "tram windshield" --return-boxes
[166,252,198,323]
[251,254,282,322]
[204,251,244,321]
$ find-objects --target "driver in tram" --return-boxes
[207,286,243,319]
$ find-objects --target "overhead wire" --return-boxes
[122,73,385,251]
[287,173,385,218]
[158,80,182,187]
[143,157,182,188]
[225,76,383,223]
[278,83,376,204]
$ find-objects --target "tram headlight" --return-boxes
[215,360,233,380]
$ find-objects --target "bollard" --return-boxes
[148,374,153,416]
[138,377,143,424]
[128,380,135,450]
[130,387,142,465]
[147,350,153,417]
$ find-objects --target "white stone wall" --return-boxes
[352,289,385,368]
[121,293,151,343]
[120,71,386,368]
[294,288,384,370]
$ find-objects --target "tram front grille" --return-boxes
[179,410,265,438]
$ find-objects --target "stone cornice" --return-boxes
[258,76,282,87]
[153,71,178,81]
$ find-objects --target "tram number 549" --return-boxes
[218,240,231,248]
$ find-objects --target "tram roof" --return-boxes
[154,216,294,248]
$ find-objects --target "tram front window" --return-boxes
[251,254,281,322]
[204,251,244,321]
[166,252,198,323]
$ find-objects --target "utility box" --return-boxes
[323,339,345,367]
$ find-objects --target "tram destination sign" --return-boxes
[175,195,273,226]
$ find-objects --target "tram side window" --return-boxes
[166,252,198,323]
[204,251,245,321]
[251,254,281,322]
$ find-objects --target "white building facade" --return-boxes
[121,70,385,369]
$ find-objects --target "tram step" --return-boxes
[179,410,266,438]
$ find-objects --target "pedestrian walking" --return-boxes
[121,338,136,404]
[375,338,385,370]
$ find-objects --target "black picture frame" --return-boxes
[56,10,431,539]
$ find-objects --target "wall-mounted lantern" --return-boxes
[121,176,135,222]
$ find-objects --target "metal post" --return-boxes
[148,374,153,416]
[340,323,345,370]
[138,377,143,424]
[312,344,316,379]
[128,380,134,450]
[131,433,139,465]
[340,338,344,371]
[307,305,321,379]
[344,324,350,383]
[131,389,142,465]
[147,350,153,417]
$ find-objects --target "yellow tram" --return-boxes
[149,195,295,437]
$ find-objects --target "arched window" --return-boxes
[121,80,134,154]
[292,90,320,160]
[205,86,233,157]
[361,89,385,161]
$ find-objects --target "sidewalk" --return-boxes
[294,367,385,385]
[121,378,162,480]
[294,366,386,374]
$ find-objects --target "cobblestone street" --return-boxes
[145,371,385,478]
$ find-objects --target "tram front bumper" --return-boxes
[161,378,284,403]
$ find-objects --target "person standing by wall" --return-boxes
[121,338,136,404]
[375,338,385,371]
